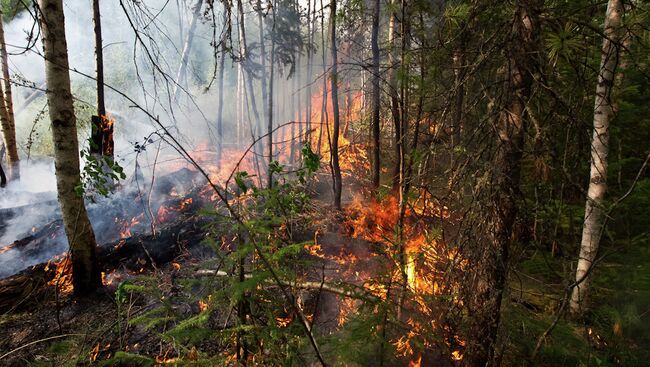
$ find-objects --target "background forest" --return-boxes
[0,0,648,366]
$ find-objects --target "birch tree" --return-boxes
[0,9,18,180]
[39,0,102,295]
[570,0,624,316]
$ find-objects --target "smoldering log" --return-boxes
[0,211,211,313]
[0,167,205,264]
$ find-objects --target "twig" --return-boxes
[0,334,84,360]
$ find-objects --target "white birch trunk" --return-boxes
[570,0,623,315]
[0,10,18,180]
[39,0,102,295]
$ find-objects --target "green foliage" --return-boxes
[101,148,323,365]
[545,22,585,67]
[266,0,304,77]
[75,140,127,198]
[444,2,472,28]
[1,0,27,19]
[99,351,155,367]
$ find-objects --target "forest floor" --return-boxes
[0,177,396,366]
[0,174,648,366]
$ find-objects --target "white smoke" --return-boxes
[0,0,318,277]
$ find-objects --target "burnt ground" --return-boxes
[0,185,393,366]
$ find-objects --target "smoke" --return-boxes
[0,0,320,278]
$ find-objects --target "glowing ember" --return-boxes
[451,350,463,361]
[276,315,293,328]
[198,299,208,312]
[408,354,422,367]
[90,342,100,362]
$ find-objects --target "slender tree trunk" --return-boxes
[370,0,381,189]
[38,0,102,296]
[305,0,313,142]
[387,0,401,191]
[173,0,203,101]
[215,48,224,165]
[0,159,5,187]
[450,34,466,165]
[329,0,342,210]
[256,0,268,124]
[343,80,351,138]
[296,58,302,160]
[0,145,6,187]
[317,0,328,156]
[0,10,18,180]
[238,0,264,169]
[267,1,276,189]
[216,7,228,168]
[92,0,113,159]
[90,0,104,158]
[464,1,541,365]
[570,0,623,316]
[235,0,248,146]
[396,0,410,319]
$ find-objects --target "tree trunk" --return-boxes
[387,0,401,192]
[450,34,466,165]
[0,9,18,181]
[256,0,268,132]
[464,1,541,365]
[370,0,381,189]
[90,0,104,158]
[216,8,227,168]
[0,145,6,187]
[305,0,313,142]
[267,1,276,189]
[569,0,623,316]
[317,0,328,157]
[238,0,264,171]
[329,0,342,210]
[38,0,102,296]
[173,0,203,101]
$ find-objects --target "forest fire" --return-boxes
[117,213,143,239]
[345,194,449,296]
[44,254,73,294]
[307,86,369,174]
[156,197,193,223]
[0,0,641,364]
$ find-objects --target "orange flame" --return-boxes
[45,254,74,294]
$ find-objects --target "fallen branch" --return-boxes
[195,269,379,301]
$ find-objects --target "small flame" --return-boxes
[198,299,208,312]
[408,354,422,367]
[45,254,73,294]
[276,315,293,328]
[90,342,100,362]
[451,350,463,361]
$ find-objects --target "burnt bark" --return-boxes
[329,0,342,210]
